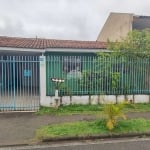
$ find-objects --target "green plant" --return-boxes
[104,102,127,130]
[78,70,103,104]
[78,71,92,104]
[111,72,120,91]
[59,83,72,105]
[107,29,150,58]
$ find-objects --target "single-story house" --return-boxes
[0,36,149,111]
[0,36,106,111]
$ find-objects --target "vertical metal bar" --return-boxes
[46,55,48,96]
[30,56,33,110]
[80,56,86,95]
[104,55,106,94]
[34,56,37,110]
[71,56,74,95]
[109,55,111,94]
[143,58,145,94]
[98,55,100,94]
[144,58,146,94]
[95,56,98,95]
[125,56,127,94]
[13,56,16,110]
[137,58,139,94]
[143,58,145,93]
[1,56,3,110]
[35,56,38,109]
[99,55,102,94]
[109,55,113,94]
[85,56,88,94]
[33,56,35,110]
[124,56,126,95]
[16,56,19,109]
[27,56,30,109]
[147,58,149,94]
[130,57,132,94]
[22,56,24,109]
[89,56,92,95]
[33,56,35,99]
[37,56,40,110]
[31,56,34,110]
[86,55,87,95]
[0,56,1,109]
[24,56,26,109]
[19,56,22,107]
[148,59,150,94]
[134,58,135,94]
[50,55,52,95]
[139,58,141,94]
[46,56,47,95]
[72,56,74,95]
[5,56,7,109]
[10,56,13,110]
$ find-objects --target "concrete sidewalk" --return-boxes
[0,112,150,146]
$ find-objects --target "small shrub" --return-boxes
[104,102,127,130]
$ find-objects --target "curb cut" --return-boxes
[42,132,150,142]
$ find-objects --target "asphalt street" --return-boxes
[2,137,150,150]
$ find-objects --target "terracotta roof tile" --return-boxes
[0,36,106,49]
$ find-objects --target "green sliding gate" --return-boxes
[0,56,40,111]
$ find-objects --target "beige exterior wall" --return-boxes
[97,12,133,42]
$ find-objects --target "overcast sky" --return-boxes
[0,0,150,41]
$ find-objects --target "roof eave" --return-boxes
[45,48,108,53]
[0,46,45,53]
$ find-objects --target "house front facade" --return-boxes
[0,36,106,111]
[0,35,150,111]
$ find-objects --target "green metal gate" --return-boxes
[0,56,40,111]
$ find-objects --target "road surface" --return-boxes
[2,137,150,150]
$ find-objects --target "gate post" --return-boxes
[39,55,46,106]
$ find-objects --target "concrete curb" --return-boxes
[42,132,150,142]
[0,133,150,147]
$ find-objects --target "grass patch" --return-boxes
[124,103,150,112]
[36,104,103,115]
[36,103,150,116]
[35,118,150,140]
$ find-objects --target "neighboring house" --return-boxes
[97,12,150,42]
[0,36,106,111]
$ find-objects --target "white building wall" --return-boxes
[41,94,150,107]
